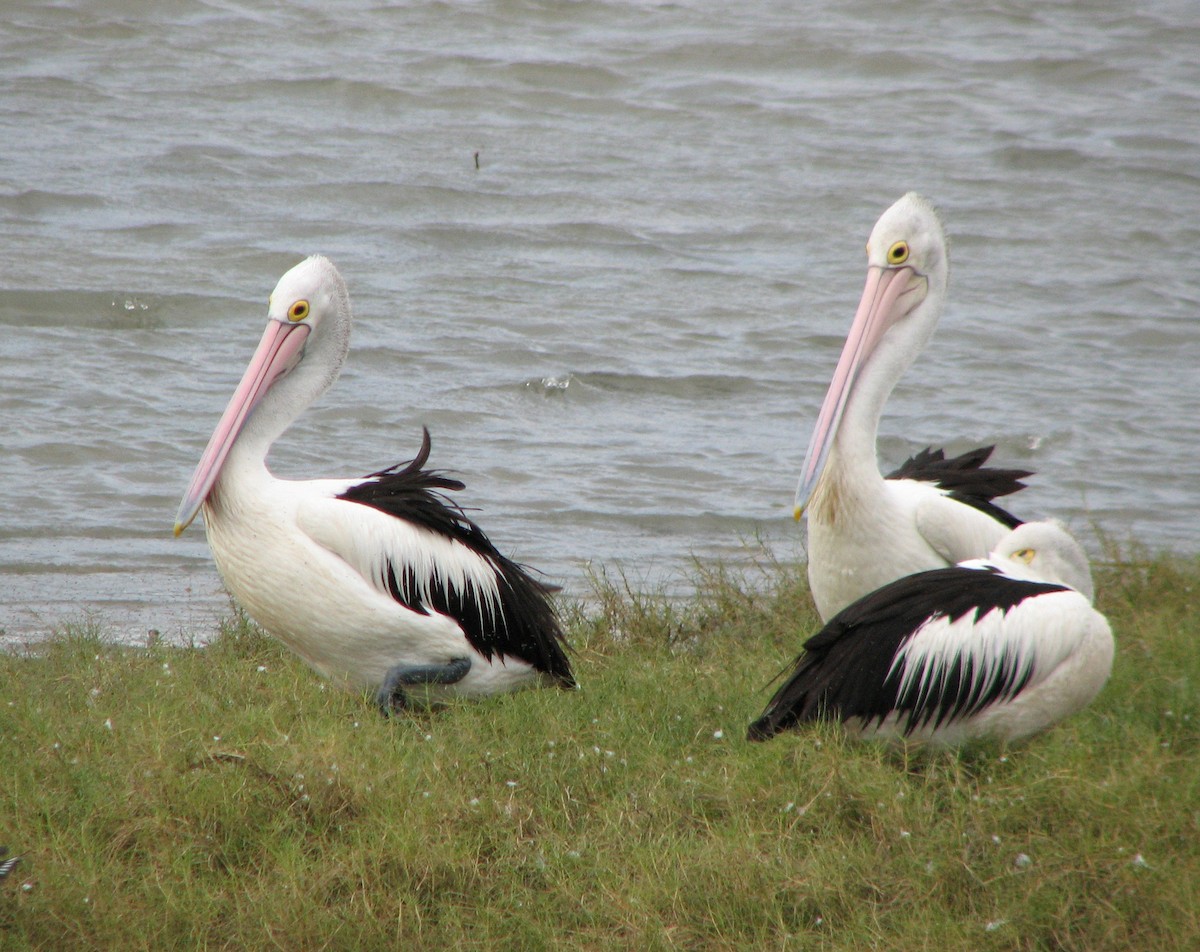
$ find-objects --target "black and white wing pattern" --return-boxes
[0,847,20,882]
[748,563,1072,742]
[328,429,574,685]
[886,445,1032,530]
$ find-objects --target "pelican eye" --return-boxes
[887,240,910,264]
[1011,547,1036,565]
[287,300,311,322]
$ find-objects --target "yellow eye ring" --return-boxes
[1012,548,1036,565]
[887,241,909,264]
[288,300,310,322]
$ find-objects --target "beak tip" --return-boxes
[793,505,804,522]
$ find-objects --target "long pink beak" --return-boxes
[173,319,310,535]
[794,265,920,518]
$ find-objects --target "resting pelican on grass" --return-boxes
[748,521,1113,746]
[174,256,575,712]
[796,193,1032,621]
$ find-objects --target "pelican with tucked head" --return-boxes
[749,520,1114,746]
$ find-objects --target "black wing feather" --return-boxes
[338,428,574,686]
[748,566,1068,741]
[886,445,1032,530]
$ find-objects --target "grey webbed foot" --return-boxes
[376,656,472,716]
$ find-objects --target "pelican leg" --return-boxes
[376,657,472,715]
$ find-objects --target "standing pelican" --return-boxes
[174,256,574,712]
[796,193,1031,621]
[748,520,1113,745]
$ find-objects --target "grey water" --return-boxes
[2,0,1198,644]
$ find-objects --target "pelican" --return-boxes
[0,847,19,882]
[796,193,1032,621]
[174,256,575,712]
[747,520,1113,745]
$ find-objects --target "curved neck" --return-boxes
[221,310,350,489]
[834,312,932,472]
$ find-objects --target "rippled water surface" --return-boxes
[2,0,1198,642]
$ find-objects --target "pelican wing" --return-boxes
[297,430,574,684]
[748,565,1071,740]
[914,491,1019,567]
[888,445,1031,530]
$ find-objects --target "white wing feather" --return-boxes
[296,491,504,623]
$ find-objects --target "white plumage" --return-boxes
[749,520,1114,745]
[175,256,574,710]
[796,193,1031,621]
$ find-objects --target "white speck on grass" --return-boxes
[506,780,517,788]
[713,730,724,740]
[1014,853,1032,869]
[21,882,32,892]
[899,830,911,839]
[1131,853,1151,869]
[985,919,1008,932]
[103,719,113,731]
[783,802,795,812]
[992,835,1002,844]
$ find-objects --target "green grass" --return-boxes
[1,549,1198,950]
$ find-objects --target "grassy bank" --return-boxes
[1,550,1198,950]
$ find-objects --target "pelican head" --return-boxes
[174,255,351,535]
[795,193,950,518]
[993,520,1095,602]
